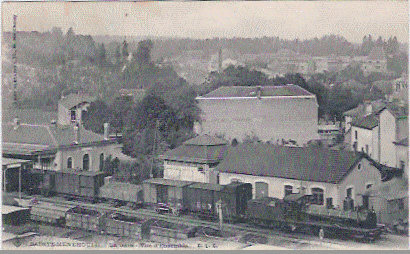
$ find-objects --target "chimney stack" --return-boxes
[13,117,20,130]
[364,101,373,115]
[103,122,110,140]
[256,86,262,99]
[73,124,80,144]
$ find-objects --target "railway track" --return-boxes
[31,195,348,247]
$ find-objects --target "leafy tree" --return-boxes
[97,43,107,67]
[134,39,154,67]
[82,100,112,134]
[122,38,129,62]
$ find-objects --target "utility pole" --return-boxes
[149,119,160,178]
[12,15,18,105]
[216,200,223,230]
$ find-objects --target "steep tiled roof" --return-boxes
[59,93,95,109]
[199,85,313,99]
[2,107,57,125]
[215,143,362,184]
[2,122,111,155]
[343,100,385,117]
[382,104,408,119]
[367,47,386,61]
[159,142,228,164]
[183,134,227,146]
[351,113,379,130]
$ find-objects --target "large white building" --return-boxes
[195,85,319,146]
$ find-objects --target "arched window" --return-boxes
[255,182,269,199]
[83,154,90,171]
[99,153,104,171]
[67,157,73,169]
[311,188,324,205]
[284,185,293,196]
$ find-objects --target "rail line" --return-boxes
[30,195,357,248]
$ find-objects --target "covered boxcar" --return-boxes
[54,170,106,200]
[65,206,104,232]
[99,182,143,207]
[142,178,194,215]
[220,182,253,220]
[105,212,144,239]
[185,182,225,219]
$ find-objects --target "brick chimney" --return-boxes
[103,122,110,140]
[73,124,80,144]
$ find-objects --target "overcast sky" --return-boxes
[2,1,409,43]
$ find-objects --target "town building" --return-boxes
[317,120,343,146]
[160,135,228,184]
[394,137,408,178]
[361,47,387,76]
[378,105,408,168]
[2,118,119,172]
[365,176,408,225]
[57,93,96,126]
[268,49,315,75]
[346,102,408,172]
[3,93,132,172]
[195,85,319,146]
[213,143,401,220]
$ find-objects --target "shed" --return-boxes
[2,205,30,226]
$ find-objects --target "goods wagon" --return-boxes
[66,206,104,233]
[105,212,144,239]
[185,182,253,221]
[99,182,143,208]
[220,182,253,220]
[30,202,76,225]
[2,205,30,226]
[142,178,194,215]
[54,170,106,200]
[185,182,225,219]
[142,218,197,241]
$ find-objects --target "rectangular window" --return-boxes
[284,185,293,196]
[311,188,324,205]
[355,131,358,140]
[70,110,76,122]
[398,199,404,210]
[346,188,353,198]
[365,145,369,154]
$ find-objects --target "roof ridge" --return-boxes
[45,125,59,147]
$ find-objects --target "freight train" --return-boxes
[32,169,382,241]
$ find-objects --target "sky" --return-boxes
[1,1,409,43]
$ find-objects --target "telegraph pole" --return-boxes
[149,119,160,178]
[12,15,18,104]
